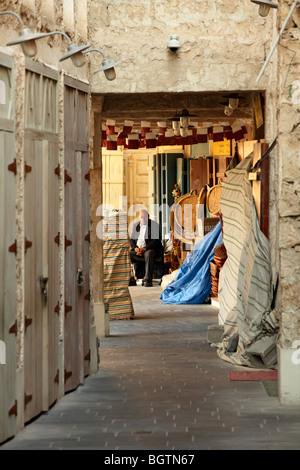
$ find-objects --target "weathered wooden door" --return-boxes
[64,77,90,392]
[0,54,17,442]
[24,62,60,422]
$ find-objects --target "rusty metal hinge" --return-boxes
[54,232,60,245]
[9,320,17,336]
[54,370,59,384]
[85,171,90,181]
[84,290,90,301]
[24,238,32,253]
[54,302,59,315]
[24,393,32,407]
[8,158,17,175]
[24,162,32,176]
[85,232,90,242]
[8,400,17,417]
[65,236,72,249]
[8,240,17,255]
[54,165,60,178]
[84,350,91,362]
[54,232,72,249]
[54,165,72,184]
[64,369,72,383]
[25,316,32,332]
[64,170,72,184]
[65,302,72,316]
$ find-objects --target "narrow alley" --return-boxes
[1,285,300,451]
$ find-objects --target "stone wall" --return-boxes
[89,0,276,94]
[277,1,300,348]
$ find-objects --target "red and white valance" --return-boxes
[102,120,248,150]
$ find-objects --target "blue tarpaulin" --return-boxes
[160,222,222,304]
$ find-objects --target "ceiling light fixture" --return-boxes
[179,108,197,128]
[250,0,278,17]
[83,48,122,80]
[224,105,234,116]
[1,10,50,57]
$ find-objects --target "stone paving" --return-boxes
[1,285,300,451]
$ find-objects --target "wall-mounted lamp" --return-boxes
[167,34,181,52]
[250,0,278,17]
[256,0,299,83]
[55,32,91,67]
[0,10,50,57]
[83,48,122,80]
[1,11,90,66]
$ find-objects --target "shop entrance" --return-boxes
[92,90,271,348]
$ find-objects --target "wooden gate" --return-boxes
[64,77,90,392]
[24,62,60,422]
[0,54,17,443]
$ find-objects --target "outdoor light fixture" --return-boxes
[256,0,300,83]
[0,12,90,66]
[228,97,239,109]
[167,34,181,52]
[50,32,90,67]
[250,0,278,17]
[179,109,197,128]
[83,48,122,80]
[1,10,50,57]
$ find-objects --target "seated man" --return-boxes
[130,209,163,287]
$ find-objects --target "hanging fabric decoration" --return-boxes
[102,124,107,147]
[127,134,139,149]
[107,134,118,150]
[145,132,157,148]
[213,126,225,142]
[197,128,208,143]
[122,120,134,135]
[106,119,116,135]
[101,121,248,150]
[157,121,167,135]
[141,121,151,137]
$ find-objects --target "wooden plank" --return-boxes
[81,152,91,377]
[64,75,89,93]
[0,55,17,443]
[24,138,43,423]
[25,58,59,81]
[47,141,60,407]
[189,158,207,193]
[0,129,17,443]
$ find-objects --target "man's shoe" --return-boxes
[144,280,153,287]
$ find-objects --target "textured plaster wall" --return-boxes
[276,1,300,347]
[88,0,276,94]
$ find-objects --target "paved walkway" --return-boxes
[1,285,300,451]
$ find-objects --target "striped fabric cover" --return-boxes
[103,239,134,320]
[103,213,134,321]
[218,156,253,329]
[217,156,273,366]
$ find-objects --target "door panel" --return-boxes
[64,81,90,392]
[0,126,17,442]
[24,65,59,422]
